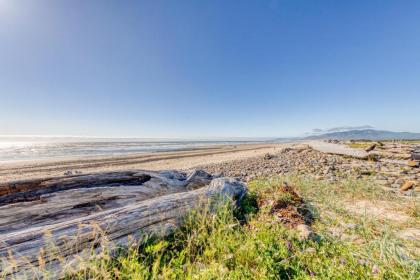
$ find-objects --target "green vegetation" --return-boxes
[347,142,373,149]
[346,140,420,149]
[387,140,420,145]
[68,176,419,280]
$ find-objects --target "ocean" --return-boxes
[0,138,270,163]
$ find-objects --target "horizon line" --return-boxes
[0,135,287,141]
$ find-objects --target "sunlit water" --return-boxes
[0,140,263,163]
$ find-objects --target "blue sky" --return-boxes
[0,0,419,138]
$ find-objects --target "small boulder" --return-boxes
[400,180,417,192]
[407,160,419,168]
[375,179,389,186]
[296,224,316,241]
[264,153,273,160]
[359,169,372,176]
[395,178,405,185]
[367,153,381,161]
[411,149,420,161]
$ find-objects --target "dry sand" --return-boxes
[0,143,291,182]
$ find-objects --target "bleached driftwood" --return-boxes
[0,170,246,279]
[308,141,369,159]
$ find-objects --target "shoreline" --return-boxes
[0,144,226,165]
[0,140,276,164]
[0,143,291,183]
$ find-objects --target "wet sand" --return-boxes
[0,143,291,182]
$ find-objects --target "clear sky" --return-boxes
[0,0,419,138]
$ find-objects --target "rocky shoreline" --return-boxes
[199,143,420,196]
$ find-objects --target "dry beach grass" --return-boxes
[62,177,420,279]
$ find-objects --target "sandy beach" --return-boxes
[0,143,290,182]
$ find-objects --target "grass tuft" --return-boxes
[65,176,419,279]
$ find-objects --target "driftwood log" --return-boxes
[308,141,369,159]
[0,170,246,279]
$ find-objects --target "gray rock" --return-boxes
[264,153,273,160]
[296,224,316,240]
[395,178,405,185]
[375,179,389,186]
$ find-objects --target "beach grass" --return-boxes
[65,176,419,280]
[346,140,420,149]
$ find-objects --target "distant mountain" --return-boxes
[305,129,420,140]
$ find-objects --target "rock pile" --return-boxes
[200,145,419,195]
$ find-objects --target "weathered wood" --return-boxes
[0,170,213,235]
[365,143,377,152]
[0,170,246,279]
[0,171,155,205]
[308,141,369,159]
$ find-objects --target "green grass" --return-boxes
[347,142,373,149]
[68,176,420,280]
[384,140,420,145]
[346,140,420,148]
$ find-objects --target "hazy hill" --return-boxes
[305,129,420,140]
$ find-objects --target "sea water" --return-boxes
[0,138,266,162]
